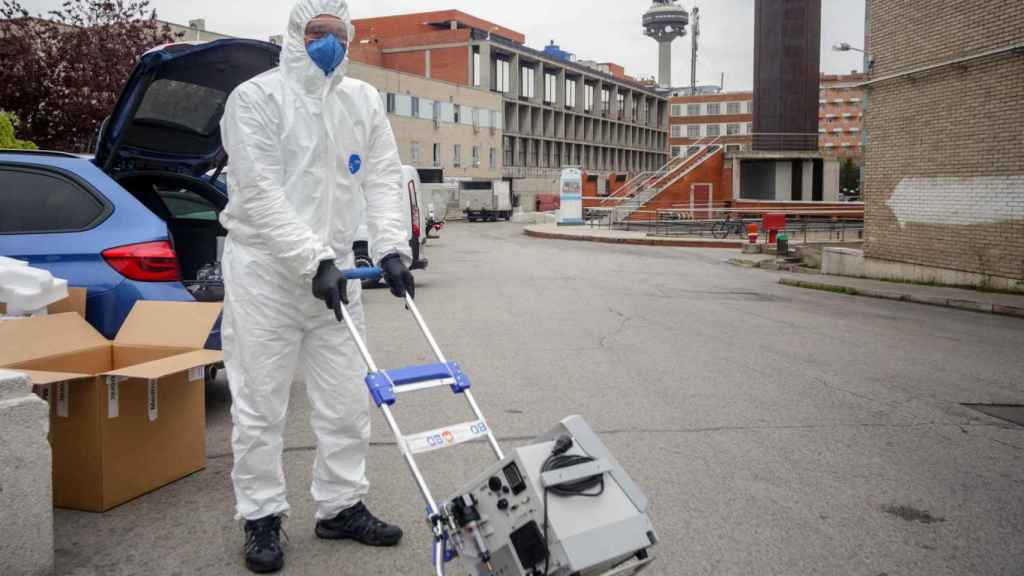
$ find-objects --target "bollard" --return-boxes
[746,222,759,244]
[0,370,54,575]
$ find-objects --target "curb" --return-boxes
[524,227,744,249]
[779,278,1024,319]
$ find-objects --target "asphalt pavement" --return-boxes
[55,222,1024,576]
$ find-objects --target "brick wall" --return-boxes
[864,0,1024,281]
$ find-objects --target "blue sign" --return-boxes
[348,153,362,175]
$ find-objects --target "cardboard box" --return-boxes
[0,301,222,512]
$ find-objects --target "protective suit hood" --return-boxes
[282,0,356,95]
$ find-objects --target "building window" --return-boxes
[746,122,753,134]
[429,100,442,122]
[726,123,740,135]
[671,104,683,117]
[707,103,720,115]
[687,124,700,138]
[521,65,535,98]
[671,145,683,157]
[490,147,497,169]
[453,144,462,167]
[631,97,639,122]
[584,84,594,112]
[504,137,514,165]
[410,141,420,163]
[565,78,577,107]
[472,46,481,87]
[386,93,396,114]
[617,93,625,118]
[472,145,480,167]
[544,72,557,104]
[745,101,752,113]
[706,124,720,137]
[671,124,683,138]
[726,102,741,115]
[411,96,420,117]
[432,143,441,167]
[495,58,510,93]
[601,87,610,114]
[453,104,461,124]
[687,103,700,116]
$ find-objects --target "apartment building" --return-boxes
[351,10,668,206]
[668,91,754,156]
[818,73,865,160]
[348,61,503,180]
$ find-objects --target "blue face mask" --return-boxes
[306,33,347,76]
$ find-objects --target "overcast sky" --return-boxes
[20,0,866,90]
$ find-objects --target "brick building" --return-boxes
[668,91,753,156]
[818,73,864,161]
[862,0,1024,287]
[350,10,669,208]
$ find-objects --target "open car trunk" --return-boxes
[116,172,226,302]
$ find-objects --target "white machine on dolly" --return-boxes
[338,268,658,576]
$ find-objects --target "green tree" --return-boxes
[0,111,37,149]
[840,158,861,196]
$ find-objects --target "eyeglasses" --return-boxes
[305,15,348,44]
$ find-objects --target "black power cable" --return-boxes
[540,435,605,575]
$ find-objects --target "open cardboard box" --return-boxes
[0,301,222,512]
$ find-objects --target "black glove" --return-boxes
[380,253,415,300]
[312,259,349,321]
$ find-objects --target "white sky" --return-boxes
[19,0,867,90]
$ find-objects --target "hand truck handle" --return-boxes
[342,266,382,282]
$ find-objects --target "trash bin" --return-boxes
[777,233,790,257]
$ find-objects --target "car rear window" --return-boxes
[134,79,227,136]
[0,167,108,234]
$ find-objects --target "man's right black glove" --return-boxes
[380,253,415,300]
[312,259,349,321]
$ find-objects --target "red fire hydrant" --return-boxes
[747,223,759,244]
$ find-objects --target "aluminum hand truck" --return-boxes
[339,267,504,576]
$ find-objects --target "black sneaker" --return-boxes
[244,515,284,573]
[315,502,403,546]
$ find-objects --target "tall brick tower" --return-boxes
[752,0,821,151]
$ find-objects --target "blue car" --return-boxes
[0,39,280,344]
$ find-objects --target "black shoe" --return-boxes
[244,515,284,573]
[315,502,403,546]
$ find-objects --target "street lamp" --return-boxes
[833,42,874,71]
[832,42,864,54]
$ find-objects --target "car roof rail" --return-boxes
[0,149,81,159]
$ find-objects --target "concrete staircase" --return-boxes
[614,140,723,222]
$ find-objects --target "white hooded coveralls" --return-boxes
[219,0,411,521]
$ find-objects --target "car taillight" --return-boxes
[412,223,421,239]
[102,241,181,282]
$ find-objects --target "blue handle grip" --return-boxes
[343,266,382,281]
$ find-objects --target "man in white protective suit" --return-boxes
[218,0,414,572]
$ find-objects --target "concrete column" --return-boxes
[802,160,814,201]
[733,157,742,199]
[511,53,521,99]
[475,43,492,90]
[556,68,566,109]
[823,159,840,201]
[534,65,544,105]
[0,370,53,575]
[775,160,792,201]
[424,49,431,79]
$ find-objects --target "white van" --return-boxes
[353,165,429,285]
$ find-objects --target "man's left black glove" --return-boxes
[380,253,415,300]
[312,259,349,321]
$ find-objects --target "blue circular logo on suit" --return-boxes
[348,153,362,175]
